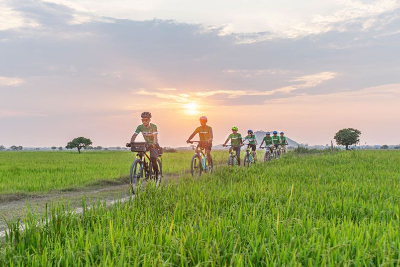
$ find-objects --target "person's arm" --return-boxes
[208,128,213,143]
[186,129,198,143]
[255,137,258,146]
[130,125,141,143]
[223,136,230,146]
[259,139,264,147]
[153,125,159,146]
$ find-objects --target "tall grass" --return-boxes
[2,151,400,265]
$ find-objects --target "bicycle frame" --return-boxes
[195,146,207,170]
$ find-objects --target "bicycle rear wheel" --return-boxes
[130,159,143,194]
[191,154,202,177]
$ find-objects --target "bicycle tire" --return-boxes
[130,159,143,194]
[191,154,202,177]
[244,154,250,167]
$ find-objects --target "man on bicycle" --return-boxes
[244,130,257,161]
[272,131,281,155]
[186,116,213,167]
[223,126,243,166]
[126,112,161,178]
[260,132,274,153]
[280,132,288,153]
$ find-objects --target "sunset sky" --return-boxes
[1,0,399,147]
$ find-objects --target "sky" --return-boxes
[0,0,399,147]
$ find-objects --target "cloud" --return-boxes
[0,109,46,118]
[284,0,400,38]
[0,76,24,86]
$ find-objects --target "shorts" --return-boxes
[198,141,212,151]
[231,145,241,158]
[248,144,256,151]
[147,144,162,158]
[274,144,280,149]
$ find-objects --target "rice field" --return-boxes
[2,150,400,266]
[0,150,229,194]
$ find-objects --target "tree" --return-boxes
[58,147,63,151]
[0,145,5,151]
[66,137,92,153]
[94,146,103,151]
[380,145,389,149]
[334,128,361,150]
[395,146,400,150]
[51,146,57,151]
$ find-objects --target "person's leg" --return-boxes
[236,146,241,165]
[149,147,159,176]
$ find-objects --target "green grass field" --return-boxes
[0,150,229,194]
[2,151,400,266]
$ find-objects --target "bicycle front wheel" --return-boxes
[244,154,250,167]
[191,154,202,177]
[130,159,143,193]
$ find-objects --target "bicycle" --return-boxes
[223,144,241,166]
[243,144,256,167]
[188,141,213,177]
[272,145,280,159]
[260,146,273,162]
[128,142,162,194]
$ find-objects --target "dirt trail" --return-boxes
[0,182,133,234]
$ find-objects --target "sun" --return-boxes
[184,102,199,115]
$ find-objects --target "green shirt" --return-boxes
[134,123,158,144]
[280,136,287,145]
[228,133,242,146]
[262,136,273,145]
[244,135,257,145]
[272,135,280,145]
[194,125,212,142]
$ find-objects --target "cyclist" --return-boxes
[186,116,213,168]
[244,130,257,161]
[260,132,274,153]
[126,112,161,178]
[223,126,243,166]
[280,132,288,153]
[272,131,281,156]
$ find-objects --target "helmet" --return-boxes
[141,112,152,118]
[199,116,208,121]
[266,132,271,135]
[232,126,238,131]
[273,131,278,134]
[248,130,253,134]
[280,132,284,134]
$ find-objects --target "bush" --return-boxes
[163,147,177,153]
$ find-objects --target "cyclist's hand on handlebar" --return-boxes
[126,142,132,147]
[186,140,192,144]
[222,144,227,147]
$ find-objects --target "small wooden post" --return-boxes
[331,140,334,154]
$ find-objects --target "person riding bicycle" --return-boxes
[280,132,288,153]
[223,126,243,166]
[260,132,274,153]
[272,131,281,154]
[244,130,257,161]
[186,116,213,168]
[126,112,161,178]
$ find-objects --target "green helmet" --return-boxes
[232,126,238,131]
